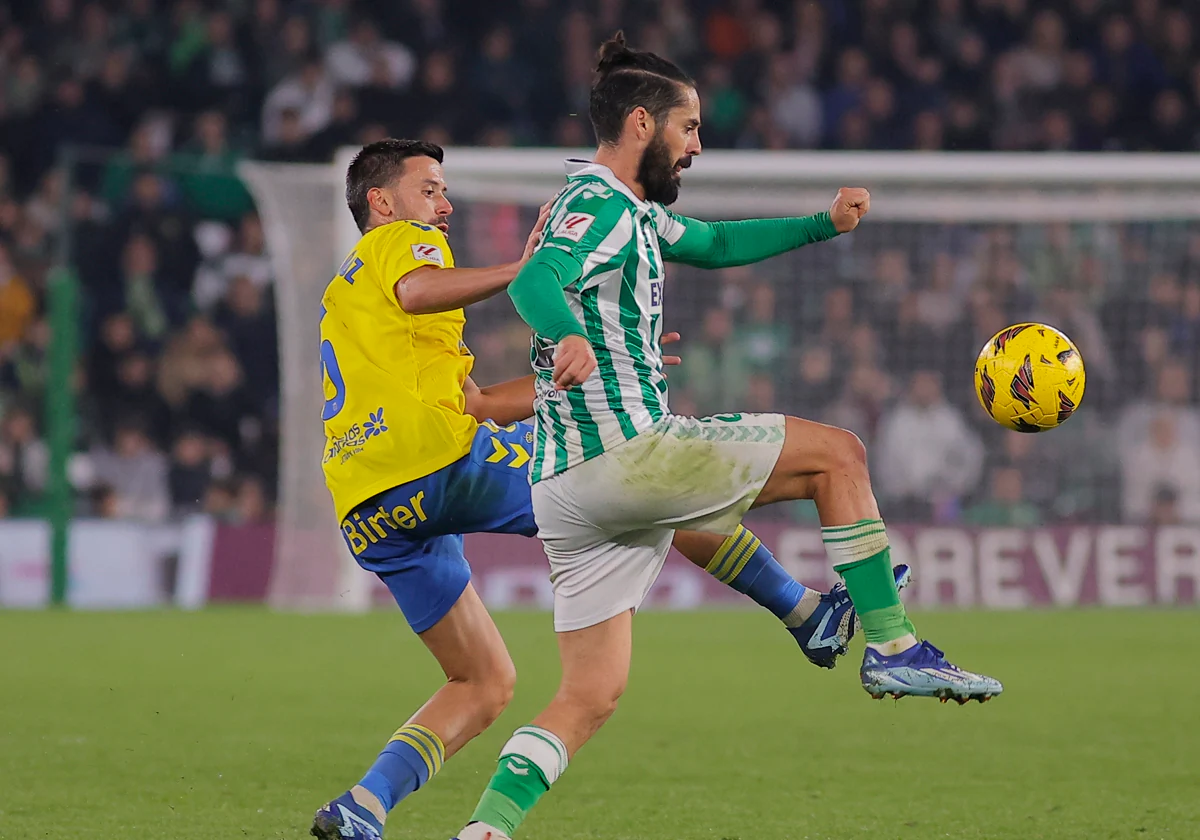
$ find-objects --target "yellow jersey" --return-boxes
[320,220,477,521]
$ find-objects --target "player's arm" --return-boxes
[397,264,521,314]
[463,374,536,426]
[393,203,551,315]
[659,188,870,269]
[508,248,595,389]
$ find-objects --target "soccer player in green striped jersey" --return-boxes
[454,32,1002,840]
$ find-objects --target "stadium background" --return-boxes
[3,0,1200,607]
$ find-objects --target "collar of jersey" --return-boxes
[563,158,650,211]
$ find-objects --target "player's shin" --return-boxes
[822,520,917,654]
[680,527,818,625]
[460,726,569,839]
[356,723,446,823]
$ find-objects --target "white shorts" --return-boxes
[532,412,786,632]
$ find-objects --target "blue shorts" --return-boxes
[340,421,538,633]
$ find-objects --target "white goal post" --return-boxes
[241,150,1200,611]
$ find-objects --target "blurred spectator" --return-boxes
[963,466,1044,527]
[325,17,415,89]
[261,57,334,145]
[1116,360,1200,454]
[0,404,48,513]
[169,427,212,514]
[876,370,984,520]
[1121,411,1200,523]
[173,111,255,222]
[89,417,169,522]
[678,307,747,414]
[0,243,36,348]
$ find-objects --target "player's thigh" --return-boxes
[754,415,870,507]
[373,534,473,635]
[444,420,538,537]
[534,476,673,633]
[418,582,514,686]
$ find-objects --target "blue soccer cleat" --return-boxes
[861,640,1003,704]
[791,564,912,669]
[312,791,383,840]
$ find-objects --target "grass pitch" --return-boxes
[2,608,1198,840]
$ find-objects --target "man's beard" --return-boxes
[637,130,689,205]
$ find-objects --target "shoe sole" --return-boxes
[864,685,1000,704]
[311,813,343,840]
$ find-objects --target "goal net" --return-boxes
[242,150,1200,611]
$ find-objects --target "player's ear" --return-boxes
[629,106,654,142]
[367,185,391,219]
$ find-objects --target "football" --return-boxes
[974,323,1086,432]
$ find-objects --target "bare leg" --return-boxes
[352,584,516,823]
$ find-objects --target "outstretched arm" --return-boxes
[661,188,870,270]
[463,375,536,426]
[395,203,551,314]
[397,263,522,314]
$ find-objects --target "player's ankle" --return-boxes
[867,633,918,656]
[459,822,510,840]
[351,785,388,824]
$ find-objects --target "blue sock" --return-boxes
[705,525,807,619]
[358,723,445,813]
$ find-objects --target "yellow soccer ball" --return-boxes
[974,323,1085,432]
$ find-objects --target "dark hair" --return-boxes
[345,138,445,232]
[589,31,695,145]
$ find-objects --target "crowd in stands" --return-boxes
[1,0,1200,525]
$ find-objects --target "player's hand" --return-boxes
[661,331,682,367]
[553,334,596,390]
[520,201,553,263]
[830,187,870,233]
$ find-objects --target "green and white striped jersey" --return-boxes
[528,160,693,483]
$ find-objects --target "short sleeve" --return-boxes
[368,221,457,307]
[540,189,632,263]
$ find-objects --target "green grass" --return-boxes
[2,609,1198,840]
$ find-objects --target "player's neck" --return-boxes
[593,146,646,201]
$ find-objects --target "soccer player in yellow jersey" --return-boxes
[312,139,905,840]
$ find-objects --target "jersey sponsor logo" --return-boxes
[553,212,595,242]
[324,407,390,465]
[411,243,445,266]
[649,279,664,313]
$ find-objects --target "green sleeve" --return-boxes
[507,248,587,342]
[659,211,840,269]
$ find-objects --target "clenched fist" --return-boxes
[553,334,597,390]
[830,187,871,233]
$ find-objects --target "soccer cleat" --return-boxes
[311,792,383,840]
[860,641,1003,703]
[791,564,911,669]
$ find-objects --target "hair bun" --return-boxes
[596,31,634,73]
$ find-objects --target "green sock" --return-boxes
[469,726,568,837]
[822,519,916,645]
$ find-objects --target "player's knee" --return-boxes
[563,675,626,728]
[475,657,517,725]
[826,426,869,477]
